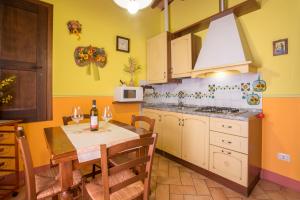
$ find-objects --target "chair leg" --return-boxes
[92,164,96,178]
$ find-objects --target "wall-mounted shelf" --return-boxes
[173,0,261,39]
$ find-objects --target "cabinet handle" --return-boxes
[182,119,184,126]
[0,148,4,153]
[221,139,232,144]
[159,115,162,122]
[221,150,232,155]
[222,125,232,129]
[163,72,166,79]
[0,134,4,139]
[178,119,181,126]
[0,162,5,167]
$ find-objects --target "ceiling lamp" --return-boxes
[113,0,153,14]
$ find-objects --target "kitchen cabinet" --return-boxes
[161,111,182,158]
[171,33,201,78]
[182,114,209,169]
[142,109,164,150]
[147,32,171,84]
[209,145,248,186]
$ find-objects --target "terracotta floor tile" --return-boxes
[266,191,287,200]
[171,194,185,200]
[170,185,197,195]
[280,188,300,200]
[258,180,282,191]
[169,166,181,177]
[156,184,170,200]
[193,179,210,195]
[157,176,182,185]
[181,171,194,186]
[184,195,212,200]
[205,179,226,188]
[209,187,229,200]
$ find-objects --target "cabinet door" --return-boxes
[147,32,169,84]
[171,34,192,78]
[209,145,248,186]
[182,114,209,169]
[142,109,163,150]
[162,112,182,158]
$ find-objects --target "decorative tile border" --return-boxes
[144,73,265,109]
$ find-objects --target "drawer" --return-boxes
[209,145,248,186]
[0,146,15,157]
[210,118,248,137]
[0,158,15,170]
[0,133,15,144]
[210,131,248,154]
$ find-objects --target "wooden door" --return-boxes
[142,109,163,150]
[162,111,182,158]
[0,0,53,122]
[147,32,170,84]
[182,114,209,169]
[209,145,248,186]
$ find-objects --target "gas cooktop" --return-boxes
[194,106,244,114]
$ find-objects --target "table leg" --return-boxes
[59,161,73,200]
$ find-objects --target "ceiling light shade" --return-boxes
[113,0,153,14]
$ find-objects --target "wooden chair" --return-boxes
[110,115,156,166]
[62,114,102,178]
[84,134,157,200]
[131,115,155,133]
[16,127,82,200]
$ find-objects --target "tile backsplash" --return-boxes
[144,73,263,109]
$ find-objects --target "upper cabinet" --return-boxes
[171,34,201,78]
[147,32,171,84]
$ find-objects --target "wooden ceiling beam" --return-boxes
[173,0,261,38]
[151,0,174,10]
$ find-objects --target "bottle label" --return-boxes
[90,116,98,129]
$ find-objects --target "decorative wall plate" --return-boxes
[247,93,260,105]
[67,20,82,40]
[253,76,267,92]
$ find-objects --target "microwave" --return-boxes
[114,86,143,102]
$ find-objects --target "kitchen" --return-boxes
[0,0,299,200]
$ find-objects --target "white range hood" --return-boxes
[192,13,255,78]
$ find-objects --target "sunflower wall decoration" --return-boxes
[74,45,107,80]
[67,20,82,40]
[0,75,16,105]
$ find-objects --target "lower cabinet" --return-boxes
[209,145,248,186]
[182,114,209,170]
[162,112,182,158]
[142,109,164,150]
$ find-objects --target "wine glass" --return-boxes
[71,106,84,125]
[102,106,113,124]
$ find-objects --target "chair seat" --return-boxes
[85,169,144,200]
[35,167,82,199]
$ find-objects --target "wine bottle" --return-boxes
[90,100,99,131]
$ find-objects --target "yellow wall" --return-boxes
[164,0,300,181]
[44,0,161,96]
[20,0,160,167]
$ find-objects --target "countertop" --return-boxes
[142,103,262,121]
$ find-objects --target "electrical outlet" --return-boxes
[277,153,291,162]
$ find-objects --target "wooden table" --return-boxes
[44,120,151,200]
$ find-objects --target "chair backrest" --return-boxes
[16,127,37,200]
[62,114,90,125]
[131,115,155,133]
[100,134,157,200]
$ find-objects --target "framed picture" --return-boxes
[116,36,130,53]
[273,38,288,56]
